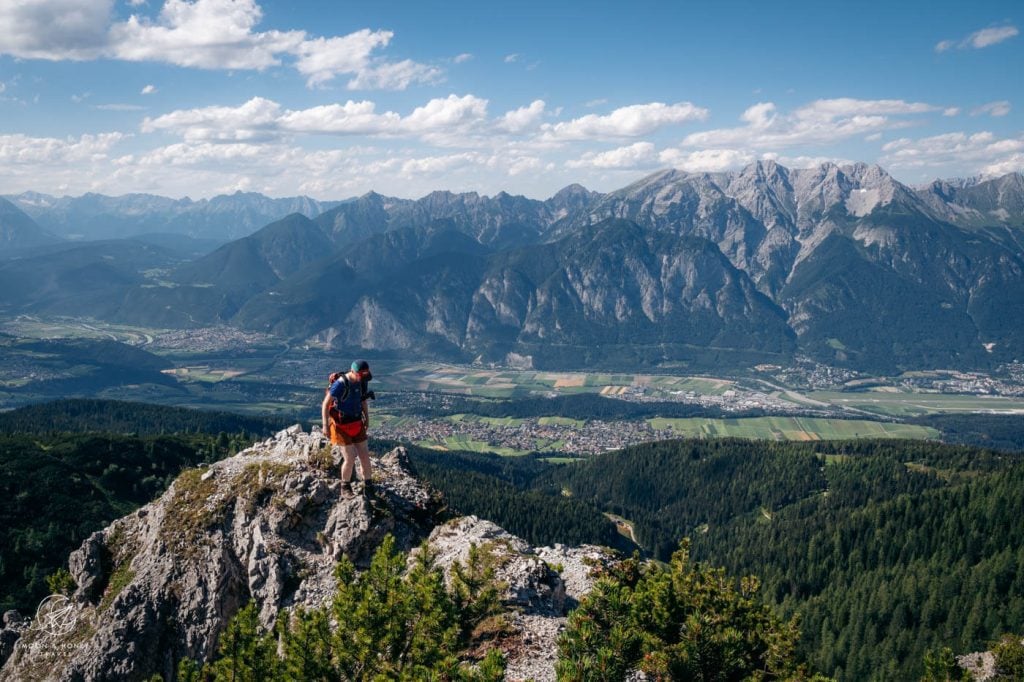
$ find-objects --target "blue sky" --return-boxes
[0,0,1020,199]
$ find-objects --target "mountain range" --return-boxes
[2,190,341,243]
[3,163,1023,373]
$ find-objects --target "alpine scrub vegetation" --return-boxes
[185,537,831,681]
[180,534,506,681]
[555,541,829,682]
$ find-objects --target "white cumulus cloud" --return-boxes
[658,147,755,172]
[936,25,1019,52]
[109,0,303,69]
[683,98,938,149]
[496,100,546,133]
[344,59,442,91]
[400,152,484,176]
[0,0,439,91]
[881,130,1024,177]
[142,96,284,141]
[142,94,490,141]
[566,142,659,169]
[542,102,709,141]
[971,101,1011,117]
[141,84,157,95]
[402,94,489,132]
[0,132,128,164]
[277,100,400,135]
[0,0,114,60]
[292,28,439,89]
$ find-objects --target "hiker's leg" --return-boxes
[340,444,358,482]
[354,440,372,481]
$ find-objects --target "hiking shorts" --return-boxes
[330,418,367,446]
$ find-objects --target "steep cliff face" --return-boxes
[0,427,611,682]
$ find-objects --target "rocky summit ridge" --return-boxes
[0,427,611,682]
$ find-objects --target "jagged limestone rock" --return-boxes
[420,516,615,682]
[1,427,441,681]
[1,426,615,682]
[0,610,29,668]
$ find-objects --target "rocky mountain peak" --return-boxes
[738,159,788,183]
[614,167,692,197]
[356,189,386,205]
[728,161,796,231]
[0,426,612,681]
[549,183,595,201]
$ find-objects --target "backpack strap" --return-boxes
[328,372,350,397]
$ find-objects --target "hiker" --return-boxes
[321,360,375,495]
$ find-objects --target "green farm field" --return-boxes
[388,362,740,400]
[648,416,940,441]
[808,390,1024,417]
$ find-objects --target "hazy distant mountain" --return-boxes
[0,239,180,318]
[313,189,575,249]
[4,190,341,242]
[0,198,59,250]
[7,164,1024,373]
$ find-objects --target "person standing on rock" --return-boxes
[322,360,375,496]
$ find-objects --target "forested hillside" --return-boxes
[0,398,291,435]
[537,438,1024,680]
[909,413,1024,452]
[399,443,622,550]
[0,400,290,612]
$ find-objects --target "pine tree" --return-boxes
[920,646,968,681]
[279,607,333,681]
[451,542,505,640]
[188,534,508,681]
[992,634,1024,681]
[556,541,829,681]
[205,602,280,681]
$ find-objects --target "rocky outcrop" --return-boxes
[421,516,613,681]
[0,610,30,668]
[0,426,615,682]
[1,426,440,681]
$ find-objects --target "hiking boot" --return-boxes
[362,480,374,495]
[340,481,354,498]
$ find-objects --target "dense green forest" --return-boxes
[0,398,291,435]
[909,413,1024,451]
[536,438,1024,680]
[410,454,622,550]
[533,439,830,559]
[372,440,623,550]
[385,437,1024,678]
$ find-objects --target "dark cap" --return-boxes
[351,359,372,380]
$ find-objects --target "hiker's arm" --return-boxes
[321,393,331,433]
[362,399,369,429]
